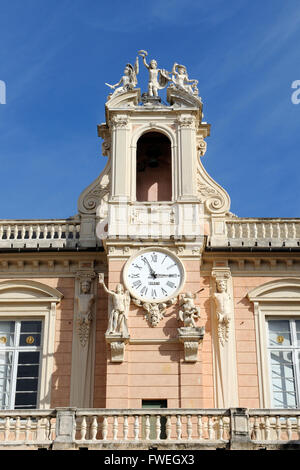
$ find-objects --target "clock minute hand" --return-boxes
[143,257,157,278]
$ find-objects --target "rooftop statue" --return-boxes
[170,63,199,96]
[105,57,139,99]
[138,50,170,97]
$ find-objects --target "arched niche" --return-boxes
[136,131,172,202]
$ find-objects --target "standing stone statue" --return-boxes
[105,57,139,98]
[213,278,231,346]
[178,291,200,328]
[76,278,95,347]
[99,275,130,337]
[138,50,170,97]
[170,63,199,95]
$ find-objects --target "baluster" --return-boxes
[197,415,203,440]
[297,416,300,440]
[113,416,118,440]
[219,416,224,440]
[15,416,21,441]
[252,416,259,440]
[273,415,280,441]
[80,416,87,441]
[25,417,31,441]
[123,416,128,440]
[43,225,47,239]
[231,223,236,239]
[134,415,139,441]
[208,416,214,440]
[187,415,192,441]
[145,415,150,440]
[176,415,182,440]
[4,416,10,441]
[21,225,26,239]
[51,225,55,239]
[262,223,266,238]
[287,417,292,441]
[65,224,70,240]
[156,415,161,440]
[292,223,296,239]
[166,416,171,441]
[246,223,250,239]
[0,225,3,240]
[254,222,258,239]
[269,223,273,238]
[36,224,41,239]
[239,223,243,238]
[283,223,287,239]
[102,416,108,440]
[14,225,18,240]
[265,416,270,441]
[57,224,62,240]
[28,225,33,240]
[91,416,98,441]
[7,225,11,240]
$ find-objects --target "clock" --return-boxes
[123,247,185,302]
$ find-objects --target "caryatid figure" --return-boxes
[138,50,170,97]
[99,275,130,337]
[76,278,95,347]
[213,278,231,345]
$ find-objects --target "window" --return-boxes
[0,320,43,410]
[0,280,63,409]
[267,319,300,408]
[247,278,300,408]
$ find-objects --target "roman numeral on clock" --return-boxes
[166,281,175,288]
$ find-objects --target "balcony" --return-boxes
[0,219,81,249]
[0,408,299,450]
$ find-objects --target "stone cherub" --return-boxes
[138,50,170,97]
[170,63,199,95]
[105,57,139,98]
[99,274,130,337]
[213,277,231,346]
[178,291,200,328]
[76,278,95,347]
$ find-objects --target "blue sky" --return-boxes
[0,0,300,219]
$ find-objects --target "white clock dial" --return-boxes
[123,248,185,302]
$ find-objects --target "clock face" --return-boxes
[123,248,185,302]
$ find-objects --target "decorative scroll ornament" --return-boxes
[75,272,96,347]
[132,297,177,327]
[196,163,231,215]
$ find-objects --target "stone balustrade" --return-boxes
[224,218,300,247]
[0,219,80,249]
[0,408,299,450]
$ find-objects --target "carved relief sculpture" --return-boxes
[75,276,95,347]
[178,291,200,328]
[106,57,139,99]
[213,277,231,346]
[132,297,176,327]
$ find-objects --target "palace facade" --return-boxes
[0,55,299,450]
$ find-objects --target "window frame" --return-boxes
[266,317,300,409]
[248,278,300,408]
[0,280,63,409]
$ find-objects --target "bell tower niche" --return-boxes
[136,131,172,202]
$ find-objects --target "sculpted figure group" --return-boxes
[105,49,199,99]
